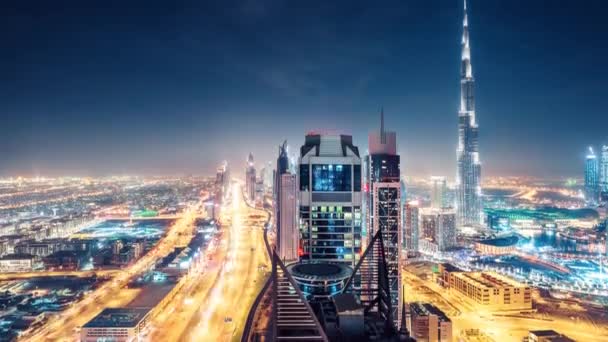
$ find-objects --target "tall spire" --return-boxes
[461,0,472,79]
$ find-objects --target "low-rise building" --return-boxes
[444,269,532,311]
[528,329,575,342]
[475,236,518,255]
[0,253,35,272]
[408,302,452,342]
[81,308,152,342]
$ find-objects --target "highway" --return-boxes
[19,202,202,342]
[178,183,270,342]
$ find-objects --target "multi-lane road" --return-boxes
[178,184,270,342]
[19,204,201,342]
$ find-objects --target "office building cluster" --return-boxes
[585,145,608,204]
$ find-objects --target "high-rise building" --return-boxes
[245,153,256,201]
[297,133,362,267]
[363,109,403,327]
[456,0,482,227]
[263,161,274,191]
[274,141,291,244]
[600,145,608,201]
[430,176,448,209]
[419,208,457,252]
[408,302,452,342]
[404,200,420,254]
[215,161,230,201]
[585,147,599,203]
[279,173,298,262]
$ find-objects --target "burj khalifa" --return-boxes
[456,0,482,226]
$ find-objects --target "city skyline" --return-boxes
[2,2,608,341]
[2,0,608,178]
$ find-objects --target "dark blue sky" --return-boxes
[2,0,607,178]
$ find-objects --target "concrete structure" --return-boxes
[456,0,483,227]
[585,147,600,203]
[364,109,402,327]
[0,253,35,272]
[404,200,420,253]
[430,176,448,209]
[278,173,298,262]
[298,133,362,267]
[245,152,256,201]
[81,307,152,342]
[444,269,532,311]
[408,302,452,342]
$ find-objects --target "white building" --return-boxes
[430,176,448,209]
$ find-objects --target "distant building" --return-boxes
[408,302,452,342]
[245,153,256,201]
[430,176,448,209]
[528,330,575,342]
[404,201,420,253]
[298,133,362,267]
[81,308,152,342]
[279,173,298,262]
[600,145,608,201]
[275,141,291,256]
[585,147,600,203]
[419,208,457,252]
[0,253,35,272]
[441,267,532,311]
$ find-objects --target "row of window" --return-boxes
[299,164,362,192]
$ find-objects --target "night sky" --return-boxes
[2,0,607,178]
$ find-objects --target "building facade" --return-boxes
[275,141,291,255]
[364,110,402,327]
[279,173,298,262]
[441,268,532,311]
[419,208,457,252]
[404,200,420,254]
[585,147,600,203]
[600,145,608,201]
[245,153,256,201]
[430,176,448,209]
[408,302,452,342]
[298,133,362,267]
[456,0,483,227]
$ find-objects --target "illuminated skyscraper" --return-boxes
[585,147,599,203]
[600,145,608,201]
[245,153,256,201]
[273,141,296,255]
[364,109,402,328]
[430,176,448,209]
[404,200,420,253]
[456,0,482,226]
[297,133,362,267]
[279,173,298,262]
